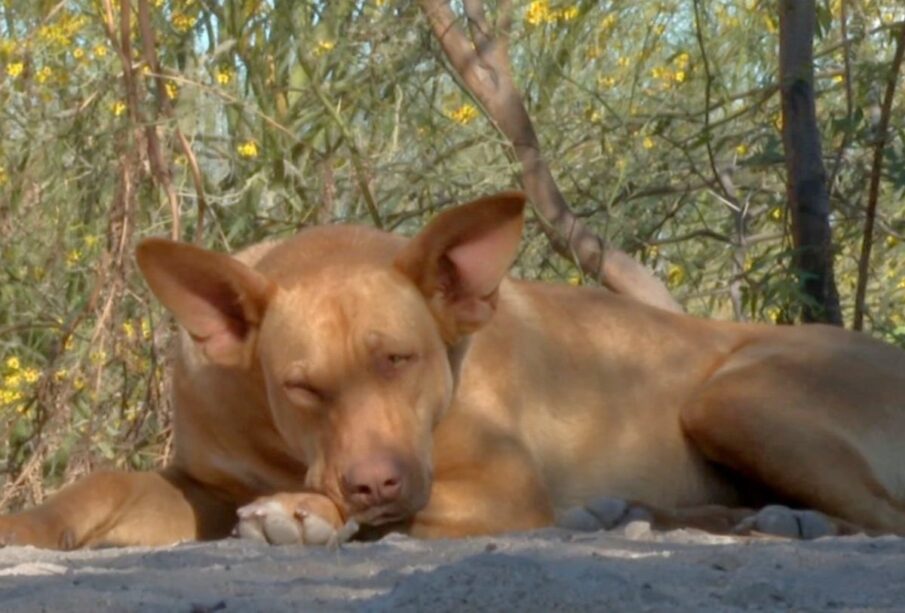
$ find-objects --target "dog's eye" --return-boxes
[387,353,416,367]
[283,380,323,406]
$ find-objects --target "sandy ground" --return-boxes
[1,525,904,612]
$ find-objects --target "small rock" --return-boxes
[623,520,653,540]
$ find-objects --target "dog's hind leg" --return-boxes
[0,467,236,549]
[679,352,905,536]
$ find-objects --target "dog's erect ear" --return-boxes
[136,239,276,367]
[394,191,525,342]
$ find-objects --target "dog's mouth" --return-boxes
[351,504,414,526]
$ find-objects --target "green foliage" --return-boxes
[0,0,904,504]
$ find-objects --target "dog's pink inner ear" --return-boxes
[137,239,274,367]
[444,220,523,300]
[395,191,526,340]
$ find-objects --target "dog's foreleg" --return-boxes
[407,431,554,539]
[0,467,235,549]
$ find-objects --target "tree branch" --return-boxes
[419,0,681,312]
[853,22,905,330]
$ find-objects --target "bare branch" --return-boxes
[419,0,681,312]
[853,22,905,330]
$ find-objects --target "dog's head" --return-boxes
[136,192,525,525]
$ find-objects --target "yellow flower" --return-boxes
[141,318,151,340]
[22,368,39,384]
[172,13,197,32]
[237,140,259,159]
[447,103,478,125]
[216,68,233,85]
[67,249,82,265]
[832,74,844,85]
[6,61,24,78]
[526,0,553,25]
[560,6,579,21]
[0,166,7,186]
[73,47,85,60]
[736,143,748,156]
[4,372,22,389]
[767,307,781,323]
[897,277,905,290]
[0,388,23,406]
[642,136,654,150]
[674,70,686,83]
[122,321,135,339]
[674,52,690,69]
[84,234,99,248]
[73,376,86,391]
[54,369,68,382]
[600,14,617,30]
[5,356,20,371]
[164,81,178,100]
[885,235,900,249]
[315,40,335,56]
[93,44,108,58]
[111,100,127,116]
[769,206,783,222]
[89,349,107,365]
[667,264,685,287]
[36,66,52,84]
[568,271,583,286]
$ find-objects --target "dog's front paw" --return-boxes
[235,493,356,547]
[556,497,653,533]
[733,505,837,540]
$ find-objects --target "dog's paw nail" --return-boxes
[556,507,602,532]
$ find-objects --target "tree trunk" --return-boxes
[779,0,843,325]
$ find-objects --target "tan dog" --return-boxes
[2,191,905,549]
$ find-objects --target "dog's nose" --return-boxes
[342,457,405,508]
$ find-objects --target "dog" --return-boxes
[1,191,904,549]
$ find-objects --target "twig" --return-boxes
[852,23,905,330]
